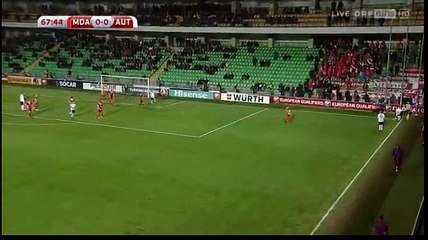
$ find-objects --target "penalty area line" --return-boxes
[155,100,185,108]
[2,122,77,126]
[198,108,268,138]
[39,94,184,109]
[297,109,395,120]
[2,112,199,138]
[310,120,403,235]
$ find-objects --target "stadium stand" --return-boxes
[2,34,57,74]
[2,31,419,99]
[27,34,171,80]
[161,40,318,91]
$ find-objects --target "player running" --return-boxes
[33,95,39,111]
[285,106,292,123]
[139,94,145,107]
[69,96,76,118]
[395,107,402,121]
[108,88,115,104]
[377,111,385,132]
[96,99,104,119]
[25,97,33,117]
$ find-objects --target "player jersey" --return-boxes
[68,98,75,107]
[395,108,402,116]
[287,109,292,116]
[150,92,155,98]
[20,94,25,102]
[69,102,76,109]
[97,102,103,110]
[377,113,385,123]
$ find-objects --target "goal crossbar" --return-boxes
[100,74,147,80]
[100,74,150,96]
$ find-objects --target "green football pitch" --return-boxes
[2,84,403,234]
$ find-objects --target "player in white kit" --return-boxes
[19,92,25,110]
[69,96,76,118]
[149,91,156,104]
[395,107,403,121]
[377,111,386,132]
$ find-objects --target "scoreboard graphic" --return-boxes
[37,16,138,29]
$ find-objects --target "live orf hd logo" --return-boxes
[397,9,410,19]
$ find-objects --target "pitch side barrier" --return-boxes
[270,95,424,114]
[208,91,424,114]
[2,76,169,96]
[3,77,424,114]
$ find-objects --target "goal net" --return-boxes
[100,75,151,97]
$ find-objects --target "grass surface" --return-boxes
[1,84,418,234]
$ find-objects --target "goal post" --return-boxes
[100,74,151,97]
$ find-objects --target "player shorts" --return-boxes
[97,109,103,113]
[394,158,402,165]
[378,122,384,125]
[71,109,75,113]
[20,101,24,106]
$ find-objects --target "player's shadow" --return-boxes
[35,107,51,114]
[387,171,400,177]
[74,105,88,117]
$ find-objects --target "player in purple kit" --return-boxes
[374,215,389,235]
[392,145,403,173]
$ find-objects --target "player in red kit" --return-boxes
[26,98,33,117]
[96,99,104,119]
[108,89,115,104]
[33,95,39,111]
[285,106,292,123]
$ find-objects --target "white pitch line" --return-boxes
[38,94,184,108]
[411,195,424,235]
[198,108,268,138]
[2,112,199,138]
[310,120,403,235]
[158,101,185,108]
[2,122,77,126]
[297,109,394,120]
